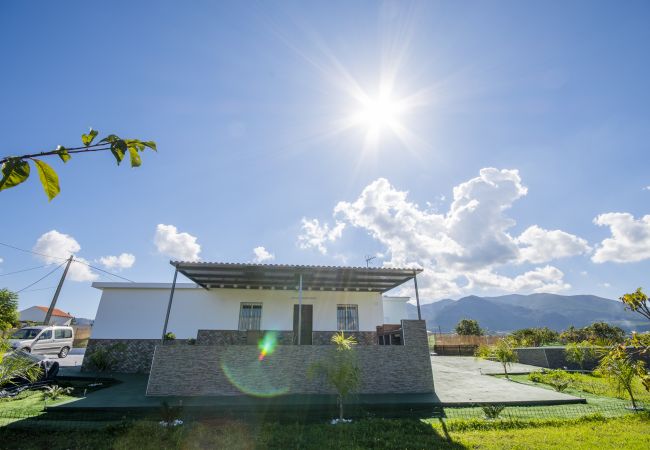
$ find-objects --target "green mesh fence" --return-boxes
[0,401,646,430]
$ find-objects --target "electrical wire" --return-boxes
[0,241,69,262]
[0,264,54,277]
[16,261,67,293]
[0,240,135,283]
[19,285,57,293]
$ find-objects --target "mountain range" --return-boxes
[406,293,649,333]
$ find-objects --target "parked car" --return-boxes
[8,325,74,358]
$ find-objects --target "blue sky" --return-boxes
[1,0,649,319]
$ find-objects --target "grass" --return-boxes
[497,372,650,406]
[0,414,649,449]
[0,390,74,415]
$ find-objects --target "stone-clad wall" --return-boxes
[197,330,294,345]
[81,339,160,373]
[147,320,432,396]
[312,331,377,345]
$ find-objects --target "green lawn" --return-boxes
[0,415,649,449]
[0,391,75,414]
[497,372,650,406]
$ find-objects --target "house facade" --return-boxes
[82,262,434,397]
[19,306,74,326]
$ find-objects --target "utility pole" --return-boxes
[44,255,73,325]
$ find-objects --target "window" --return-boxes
[38,330,52,340]
[55,329,72,339]
[238,303,262,331]
[337,305,359,331]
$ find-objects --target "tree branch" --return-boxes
[0,143,114,165]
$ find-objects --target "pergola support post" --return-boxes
[413,270,422,320]
[297,273,303,345]
[161,266,179,342]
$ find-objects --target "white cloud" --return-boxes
[252,246,274,263]
[515,225,591,264]
[297,218,345,254]
[301,168,587,298]
[643,186,650,191]
[0,257,3,264]
[33,230,97,282]
[98,253,136,270]
[592,213,650,263]
[154,224,201,261]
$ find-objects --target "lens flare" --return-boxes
[220,331,289,397]
[258,331,278,361]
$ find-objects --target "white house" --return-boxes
[382,296,410,324]
[83,262,434,397]
[19,306,74,326]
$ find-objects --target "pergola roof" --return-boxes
[171,261,422,293]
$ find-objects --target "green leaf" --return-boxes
[128,147,142,167]
[81,128,99,146]
[57,146,71,163]
[33,159,60,201]
[99,134,120,144]
[110,140,127,165]
[0,159,30,191]
[142,141,157,151]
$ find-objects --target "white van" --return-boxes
[8,325,74,358]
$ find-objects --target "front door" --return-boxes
[293,304,313,345]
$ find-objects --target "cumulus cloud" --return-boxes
[98,253,136,270]
[0,257,3,264]
[592,213,650,263]
[516,225,591,264]
[252,246,275,263]
[297,218,345,254]
[33,230,98,282]
[300,168,587,298]
[154,224,201,261]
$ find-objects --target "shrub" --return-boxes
[163,332,176,341]
[481,404,506,419]
[528,369,572,392]
[565,341,598,371]
[87,343,126,372]
[42,385,73,400]
[510,328,559,347]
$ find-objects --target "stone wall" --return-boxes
[81,338,160,373]
[196,330,294,345]
[147,320,432,396]
[312,331,377,345]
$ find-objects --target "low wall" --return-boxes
[81,338,160,373]
[515,346,650,370]
[147,320,432,396]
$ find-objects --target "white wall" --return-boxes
[382,296,409,324]
[19,306,72,326]
[91,284,383,339]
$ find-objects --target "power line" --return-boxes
[0,240,135,283]
[19,285,57,293]
[0,264,55,277]
[16,261,67,293]
[72,260,135,282]
[0,241,69,262]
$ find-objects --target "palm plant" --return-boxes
[308,332,361,421]
[0,340,43,388]
[475,338,519,379]
[597,350,644,410]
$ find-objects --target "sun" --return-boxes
[353,93,404,133]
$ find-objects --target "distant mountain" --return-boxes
[407,293,649,333]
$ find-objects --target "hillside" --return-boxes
[407,293,649,333]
